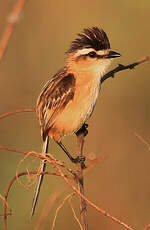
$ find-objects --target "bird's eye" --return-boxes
[88,51,97,58]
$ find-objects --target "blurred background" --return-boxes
[0,0,150,229]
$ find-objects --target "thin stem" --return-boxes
[1,144,135,230]
[0,109,35,120]
[0,0,29,62]
[101,55,150,84]
[3,171,62,230]
[77,133,88,230]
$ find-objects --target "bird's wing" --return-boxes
[36,70,76,140]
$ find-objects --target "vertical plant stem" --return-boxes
[0,0,28,62]
[77,133,88,230]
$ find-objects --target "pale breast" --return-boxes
[74,75,100,124]
[51,73,101,137]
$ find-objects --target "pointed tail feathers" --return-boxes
[30,136,49,218]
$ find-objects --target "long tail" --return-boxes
[30,136,49,218]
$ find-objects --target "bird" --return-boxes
[31,27,121,217]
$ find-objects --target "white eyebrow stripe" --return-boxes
[97,49,110,56]
[75,48,95,57]
[74,48,110,57]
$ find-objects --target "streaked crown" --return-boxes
[67,27,110,53]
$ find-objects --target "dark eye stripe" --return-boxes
[76,50,105,61]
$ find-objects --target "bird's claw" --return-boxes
[71,156,86,168]
[76,123,88,137]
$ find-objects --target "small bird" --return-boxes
[31,27,120,217]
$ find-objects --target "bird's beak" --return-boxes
[107,50,121,58]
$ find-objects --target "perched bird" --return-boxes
[31,27,121,217]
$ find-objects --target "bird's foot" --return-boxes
[71,155,86,169]
[76,123,88,137]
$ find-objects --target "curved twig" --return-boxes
[49,153,135,230]
[0,109,35,120]
[101,55,150,84]
[1,145,134,230]
[3,171,69,230]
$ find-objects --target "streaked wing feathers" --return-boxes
[36,70,75,140]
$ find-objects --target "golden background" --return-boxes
[0,0,150,229]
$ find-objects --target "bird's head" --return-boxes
[66,27,120,75]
